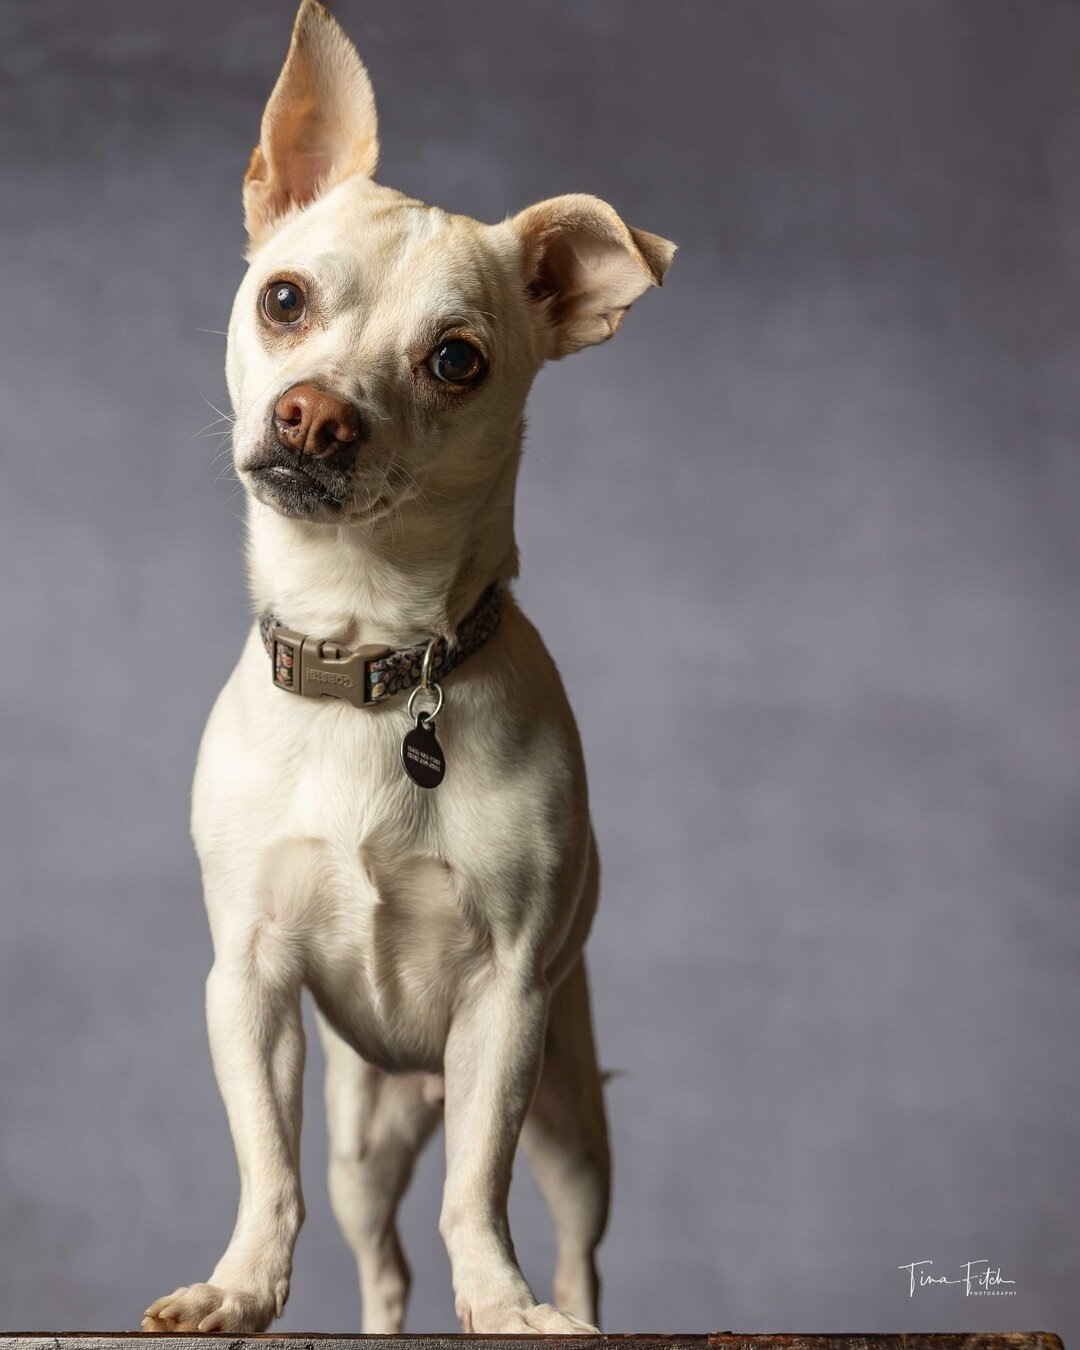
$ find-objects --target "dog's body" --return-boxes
[142,2,672,1335]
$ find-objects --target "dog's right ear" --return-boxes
[243,0,379,251]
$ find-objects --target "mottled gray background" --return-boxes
[1,0,1078,1338]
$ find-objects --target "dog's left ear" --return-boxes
[507,193,676,359]
[243,0,379,250]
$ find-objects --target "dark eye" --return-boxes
[263,280,306,325]
[428,339,485,386]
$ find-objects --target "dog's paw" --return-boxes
[523,1303,599,1334]
[463,1300,598,1334]
[141,1282,277,1333]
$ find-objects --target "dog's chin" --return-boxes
[244,462,347,522]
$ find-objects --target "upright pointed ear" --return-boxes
[243,0,379,250]
[506,193,676,359]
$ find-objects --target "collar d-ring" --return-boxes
[407,679,444,725]
[420,636,439,691]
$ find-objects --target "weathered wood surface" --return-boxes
[0,1334,1065,1350]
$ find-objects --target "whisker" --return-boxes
[393,452,455,504]
[386,465,433,518]
[198,392,236,424]
[192,415,228,435]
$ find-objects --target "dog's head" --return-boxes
[227,0,675,527]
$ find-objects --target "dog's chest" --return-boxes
[195,655,495,1072]
[271,704,487,1072]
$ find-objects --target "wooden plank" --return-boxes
[0,1334,1065,1350]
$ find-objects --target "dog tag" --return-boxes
[400,714,446,789]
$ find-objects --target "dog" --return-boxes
[141,1,674,1335]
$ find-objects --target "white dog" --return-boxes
[142,1,673,1335]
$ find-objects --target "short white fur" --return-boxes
[142,0,674,1334]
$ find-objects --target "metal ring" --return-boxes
[407,680,443,724]
[420,637,440,691]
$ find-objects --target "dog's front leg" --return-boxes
[440,967,598,1334]
[142,942,305,1333]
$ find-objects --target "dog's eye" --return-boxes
[428,339,485,386]
[263,280,307,325]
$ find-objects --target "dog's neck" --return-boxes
[245,447,521,649]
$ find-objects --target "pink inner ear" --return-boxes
[287,150,331,210]
[530,226,650,332]
[529,233,588,322]
[269,99,336,211]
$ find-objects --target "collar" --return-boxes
[258,582,501,710]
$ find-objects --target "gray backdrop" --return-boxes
[1,0,1078,1338]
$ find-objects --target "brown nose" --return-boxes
[273,384,362,459]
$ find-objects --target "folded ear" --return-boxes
[243,0,379,250]
[506,193,676,359]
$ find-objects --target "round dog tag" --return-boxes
[400,715,446,789]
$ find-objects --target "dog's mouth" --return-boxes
[243,452,349,518]
[239,442,411,527]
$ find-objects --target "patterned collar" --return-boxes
[259,583,501,710]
